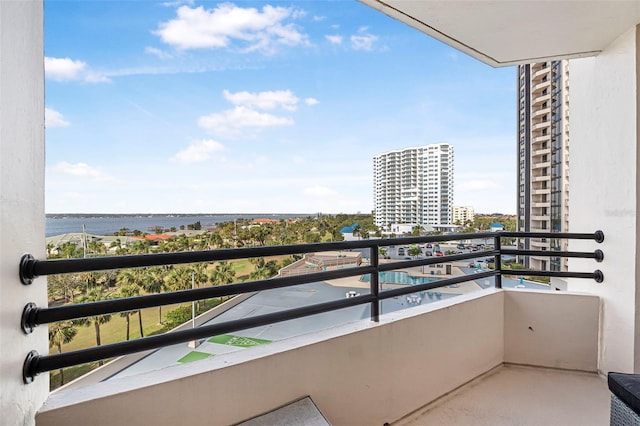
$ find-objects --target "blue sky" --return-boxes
[44,0,516,215]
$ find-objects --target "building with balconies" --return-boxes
[4,1,640,425]
[453,205,475,225]
[374,143,454,229]
[518,60,571,271]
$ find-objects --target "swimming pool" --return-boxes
[360,270,441,285]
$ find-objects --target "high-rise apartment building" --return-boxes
[373,143,454,230]
[517,61,570,271]
[453,206,475,225]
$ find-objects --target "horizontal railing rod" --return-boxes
[22,241,375,281]
[24,292,376,382]
[379,270,498,299]
[500,230,604,242]
[503,269,604,282]
[19,231,537,283]
[24,265,378,328]
[501,249,604,261]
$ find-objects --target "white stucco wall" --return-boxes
[0,1,48,424]
[36,289,599,425]
[568,25,639,374]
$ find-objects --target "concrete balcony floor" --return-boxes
[395,364,609,426]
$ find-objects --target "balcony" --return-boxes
[17,231,604,425]
[6,1,640,425]
[531,93,551,107]
[531,121,551,132]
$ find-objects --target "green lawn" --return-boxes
[60,302,186,353]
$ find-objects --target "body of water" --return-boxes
[46,214,306,237]
[360,271,441,285]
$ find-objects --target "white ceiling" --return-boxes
[359,0,640,67]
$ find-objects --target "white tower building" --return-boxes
[374,143,454,230]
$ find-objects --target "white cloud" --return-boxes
[304,97,319,106]
[145,46,173,59]
[303,185,338,197]
[292,155,305,165]
[350,28,378,51]
[44,57,85,81]
[198,106,294,137]
[223,89,299,111]
[325,34,343,45]
[170,139,225,164]
[161,0,194,7]
[53,162,114,182]
[154,4,309,53]
[45,107,70,128]
[45,57,110,83]
[312,15,326,22]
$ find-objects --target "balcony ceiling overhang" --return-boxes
[359,0,640,67]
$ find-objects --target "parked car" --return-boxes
[425,243,432,248]
[435,251,444,257]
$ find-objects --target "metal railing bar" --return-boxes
[501,230,604,242]
[23,292,376,382]
[21,230,604,283]
[20,230,606,383]
[501,249,604,261]
[494,235,502,289]
[502,269,604,282]
[370,247,380,322]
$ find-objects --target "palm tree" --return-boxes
[209,261,236,301]
[165,267,192,292]
[142,267,167,324]
[378,247,388,259]
[118,284,140,341]
[191,263,209,311]
[249,257,279,280]
[408,244,422,259]
[49,321,78,386]
[76,287,112,364]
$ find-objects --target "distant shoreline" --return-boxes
[46,213,315,219]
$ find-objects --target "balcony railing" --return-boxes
[19,231,604,384]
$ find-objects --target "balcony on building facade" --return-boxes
[7,1,640,425]
[532,67,551,80]
[531,121,551,132]
[532,147,552,157]
[531,79,551,95]
[21,231,607,425]
[533,161,552,169]
[531,93,552,107]
[532,107,552,119]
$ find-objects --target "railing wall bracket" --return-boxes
[21,302,38,334]
[23,350,39,384]
[20,254,35,285]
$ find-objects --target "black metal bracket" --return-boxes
[594,270,604,283]
[21,303,38,334]
[23,350,39,384]
[595,230,605,243]
[19,254,36,285]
